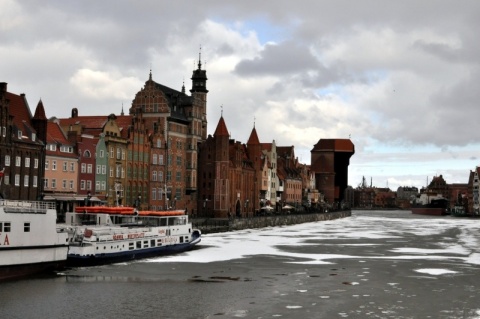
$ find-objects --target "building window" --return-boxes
[25,157,30,168]
[15,156,21,167]
[4,155,10,166]
[159,171,163,182]
[152,154,157,165]
[87,164,93,174]
[96,165,101,174]
[70,162,75,172]
[15,174,20,186]
[117,148,121,160]
[80,180,85,190]
[102,165,106,174]
[176,172,181,182]
[33,176,38,187]
[109,168,113,177]
[51,179,56,189]
[87,180,92,190]
[63,162,68,172]
[84,150,91,158]
[96,181,100,191]
[110,147,114,158]
[159,155,164,165]
[45,160,49,170]
[152,188,156,200]
[152,171,157,181]
[62,180,67,189]
[24,175,29,187]
[81,163,86,173]
[100,150,104,158]
[70,180,74,190]
[52,160,57,170]
[101,181,106,191]
[44,179,48,188]
[34,158,38,168]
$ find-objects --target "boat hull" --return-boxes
[0,259,66,281]
[67,240,200,267]
[411,207,447,216]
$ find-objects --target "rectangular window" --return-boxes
[96,181,100,190]
[34,158,38,169]
[4,222,11,232]
[51,179,56,188]
[15,174,20,186]
[45,160,49,170]
[80,180,85,190]
[52,160,57,170]
[87,180,92,190]
[152,171,157,181]
[62,180,67,189]
[70,180,74,190]
[70,162,75,172]
[176,172,181,182]
[110,147,114,158]
[102,165,106,174]
[15,156,21,167]
[159,171,163,182]
[101,181,106,191]
[44,179,48,188]
[24,175,29,187]
[100,150,104,158]
[109,168,113,177]
[159,155,164,165]
[81,163,86,173]
[152,154,157,165]
[33,176,38,187]
[96,165,101,174]
[4,155,10,166]
[63,162,68,171]
[25,157,30,168]
[117,148,121,160]
[176,156,182,166]
[87,164,92,174]
[152,188,156,200]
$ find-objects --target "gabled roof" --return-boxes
[5,92,41,145]
[312,138,354,153]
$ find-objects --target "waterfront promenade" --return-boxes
[192,210,351,233]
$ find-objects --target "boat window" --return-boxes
[143,240,149,248]
[129,242,134,250]
[151,239,155,247]
[24,222,30,232]
[136,241,141,249]
[3,222,11,232]
[157,239,162,246]
[0,222,2,231]
[180,236,184,243]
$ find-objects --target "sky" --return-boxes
[2,0,480,190]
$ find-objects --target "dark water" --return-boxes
[2,210,480,319]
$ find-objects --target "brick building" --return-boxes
[0,83,45,201]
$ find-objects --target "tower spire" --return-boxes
[198,45,202,70]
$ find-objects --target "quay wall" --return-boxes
[194,210,351,234]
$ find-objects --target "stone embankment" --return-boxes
[193,210,351,234]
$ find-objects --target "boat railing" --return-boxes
[0,199,56,212]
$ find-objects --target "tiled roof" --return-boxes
[247,127,260,145]
[312,138,355,152]
[214,116,229,136]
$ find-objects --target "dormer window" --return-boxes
[32,133,36,141]
[18,130,22,139]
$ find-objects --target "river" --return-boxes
[2,210,480,319]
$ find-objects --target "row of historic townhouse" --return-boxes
[1,57,355,219]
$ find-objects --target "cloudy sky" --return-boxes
[2,0,480,190]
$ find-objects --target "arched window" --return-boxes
[84,150,91,158]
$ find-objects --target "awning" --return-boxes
[75,196,101,202]
[43,195,76,201]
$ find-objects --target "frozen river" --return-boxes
[2,210,480,318]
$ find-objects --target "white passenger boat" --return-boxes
[0,200,70,281]
[65,206,201,267]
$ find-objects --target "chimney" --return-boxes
[0,82,7,93]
